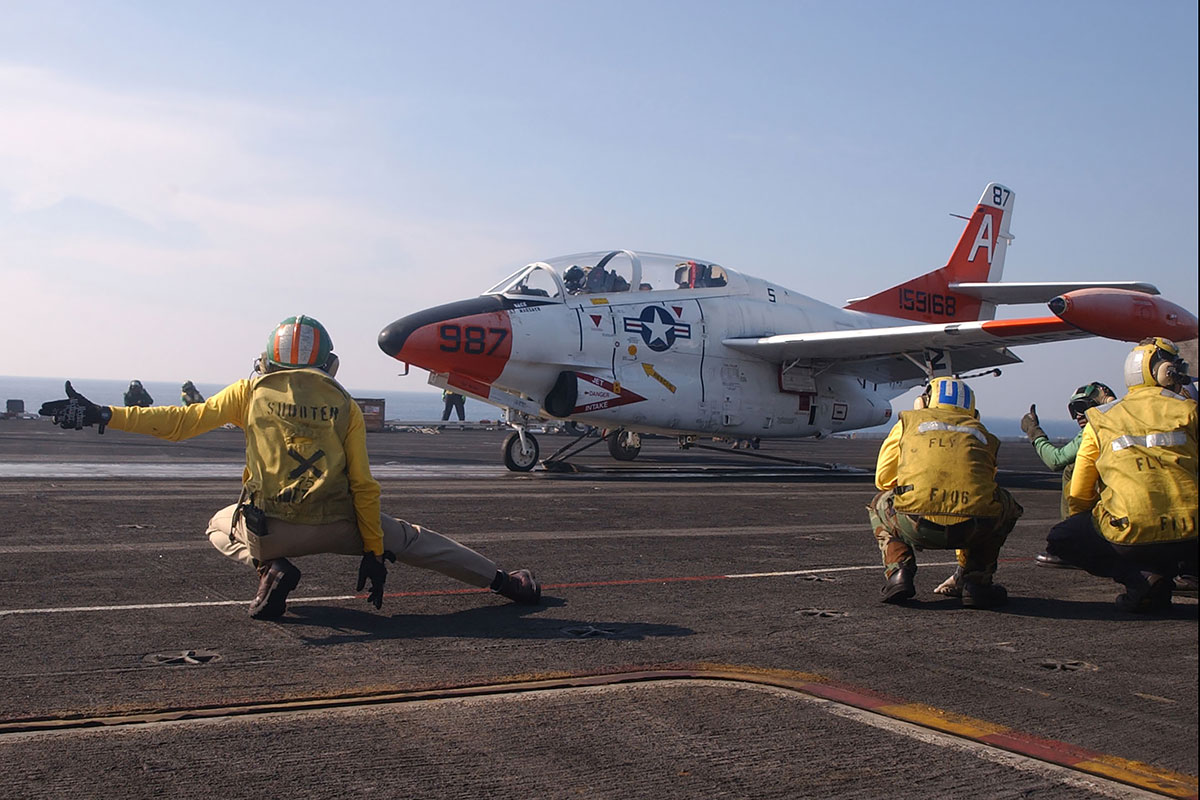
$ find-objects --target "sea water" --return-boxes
[0,376,485,423]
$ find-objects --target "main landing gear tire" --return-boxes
[607,429,642,461]
[502,432,540,472]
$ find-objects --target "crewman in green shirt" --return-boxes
[1019,382,1116,566]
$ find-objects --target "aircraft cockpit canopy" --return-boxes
[486,262,564,301]
[485,250,740,302]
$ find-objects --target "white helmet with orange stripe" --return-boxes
[263,315,338,375]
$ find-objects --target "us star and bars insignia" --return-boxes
[623,306,691,352]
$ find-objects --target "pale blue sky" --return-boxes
[1,1,1196,418]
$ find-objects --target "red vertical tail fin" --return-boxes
[844,183,1014,323]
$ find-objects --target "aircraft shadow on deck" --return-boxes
[278,597,695,646]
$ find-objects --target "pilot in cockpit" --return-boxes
[563,265,586,294]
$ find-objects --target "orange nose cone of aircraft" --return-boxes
[378,297,513,384]
[1049,288,1198,342]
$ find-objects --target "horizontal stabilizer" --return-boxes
[948,281,1159,305]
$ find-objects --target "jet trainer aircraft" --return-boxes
[379,183,1197,471]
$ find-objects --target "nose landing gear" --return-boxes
[502,429,540,472]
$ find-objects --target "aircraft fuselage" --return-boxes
[378,252,904,439]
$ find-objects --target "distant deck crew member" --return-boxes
[1045,338,1198,612]
[868,377,1022,608]
[124,380,153,407]
[180,380,205,406]
[40,315,541,620]
[441,389,466,421]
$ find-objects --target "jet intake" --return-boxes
[543,371,578,418]
[1049,288,1197,342]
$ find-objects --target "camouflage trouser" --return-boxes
[867,488,1024,584]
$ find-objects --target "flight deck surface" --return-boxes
[0,423,1195,798]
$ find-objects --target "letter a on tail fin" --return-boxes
[844,183,1015,323]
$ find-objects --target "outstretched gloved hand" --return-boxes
[356,551,397,609]
[38,381,112,434]
[1019,404,1045,442]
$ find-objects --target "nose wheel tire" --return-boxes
[502,432,540,472]
[607,429,642,461]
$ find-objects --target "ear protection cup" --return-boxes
[323,353,339,378]
[1154,358,1178,388]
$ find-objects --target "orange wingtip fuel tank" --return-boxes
[1049,288,1198,342]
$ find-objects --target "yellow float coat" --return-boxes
[1070,387,1198,545]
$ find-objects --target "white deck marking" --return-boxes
[0,562,960,616]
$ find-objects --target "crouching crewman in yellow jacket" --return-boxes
[1045,338,1198,613]
[868,377,1023,609]
[40,315,541,619]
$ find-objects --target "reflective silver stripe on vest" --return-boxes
[916,421,987,444]
[1110,430,1187,451]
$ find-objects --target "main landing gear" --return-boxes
[606,429,641,461]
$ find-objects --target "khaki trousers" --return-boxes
[206,504,498,588]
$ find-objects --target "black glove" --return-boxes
[1019,404,1046,442]
[356,551,397,609]
[38,381,112,434]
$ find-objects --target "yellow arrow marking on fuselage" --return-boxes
[642,363,677,393]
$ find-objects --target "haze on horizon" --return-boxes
[1,1,1196,420]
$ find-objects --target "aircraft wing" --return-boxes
[722,316,1090,383]
[946,281,1158,305]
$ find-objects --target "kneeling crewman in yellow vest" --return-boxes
[40,315,541,619]
[868,377,1023,608]
[1044,338,1198,613]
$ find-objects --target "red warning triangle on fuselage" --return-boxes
[672,306,683,317]
[570,373,648,414]
[590,315,603,327]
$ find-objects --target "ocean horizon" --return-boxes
[0,374,1083,440]
[0,375,475,423]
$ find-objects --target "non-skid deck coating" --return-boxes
[0,422,1196,798]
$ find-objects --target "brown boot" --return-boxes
[880,562,916,604]
[248,558,302,619]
